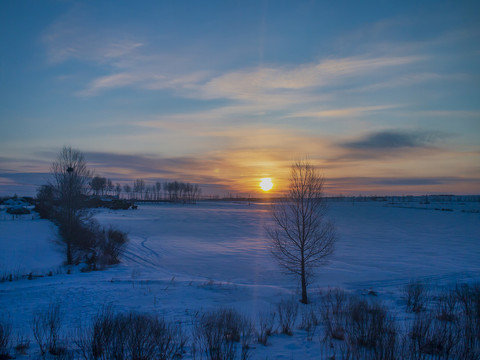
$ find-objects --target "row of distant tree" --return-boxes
[90,176,202,203]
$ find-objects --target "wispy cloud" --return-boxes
[407,110,480,118]
[77,73,138,96]
[353,73,452,92]
[193,56,423,100]
[77,70,212,97]
[73,50,424,101]
[341,130,443,150]
[288,105,401,119]
[42,5,144,65]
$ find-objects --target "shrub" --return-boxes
[320,291,398,359]
[193,308,249,360]
[455,283,480,359]
[239,319,255,360]
[276,297,298,336]
[435,288,457,322]
[109,199,132,210]
[14,335,30,356]
[56,214,97,264]
[95,227,129,265]
[76,306,119,359]
[76,307,185,360]
[320,288,348,341]
[0,316,12,359]
[0,270,20,283]
[56,215,129,268]
[84,198,131,210]
[35,184,56,219]
[345,298,397,352]
[404,280,428,313]
[256,310,276,346]
[32,301,65,356]
[83,197,104,209]
[406,311,460,358]
[299,306,319,341]
[400,285,480,359]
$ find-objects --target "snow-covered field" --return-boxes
[0,216,62,277]
[1,200,479,358]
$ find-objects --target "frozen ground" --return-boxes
[0,208,62,276]
[1,200,479,358]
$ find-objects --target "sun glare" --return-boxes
[260,178,273,192]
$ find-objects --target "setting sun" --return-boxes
[260,178,274,191]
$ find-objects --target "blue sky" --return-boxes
[1,0,479,196]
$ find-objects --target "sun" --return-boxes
[259,178,274,192]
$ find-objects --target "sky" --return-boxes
[0,0,479,196]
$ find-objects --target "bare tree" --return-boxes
[107,179,114,196]
[51,146,92,265]
[115,183,122,198]
[123,184,132,199]
[155,181,162,200]
[266,160,336,304]
[133,179,145,200]
[90,176,106,196]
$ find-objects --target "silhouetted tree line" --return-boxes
[90,176,122,198]
[119,179,202,203]
[88,176,201,203]
[163,181,201,203]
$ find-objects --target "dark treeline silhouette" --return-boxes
[163,181,201,203]
[90,176,121,197]
[90,177,202,203]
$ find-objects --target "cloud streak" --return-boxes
[325,175,480,195]
[341,130,442,150]
[189,56,424,100]
[330,176,480,187]
[289,105,401,119]
[76,54,424,101]
[325,129,452,163]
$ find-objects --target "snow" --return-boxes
[0,213,62,276]
[1,200,479,358]
[93,201,480,290]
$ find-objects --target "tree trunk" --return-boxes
[66,239,72,265]
[66,215,73,265]
[301,265,308,304]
